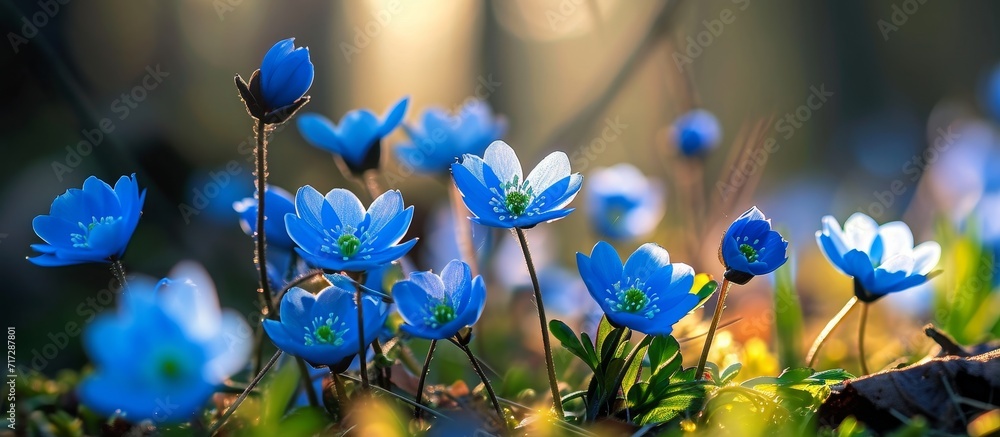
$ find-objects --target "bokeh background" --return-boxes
[3,0,1000,388]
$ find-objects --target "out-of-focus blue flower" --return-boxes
[263,282,388,367]
[576,242,698,336]
[30,174,146,267]
[451,140,582,229]
[421,203,494,274]
[284,186,417,272]
[535,266,593,317]
[260,38,314,111]
[395,100,507,174]
[233,185,296,250]
[297,97,409,173]
[79,262,251,423]
[719,206,788,284]
[585,164,664,240]
[673,109,722,156]
[981,63,1000,121]
[393,260,486,340]
[816,213,941,301]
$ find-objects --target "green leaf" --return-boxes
[636,392,705,425]
[621,337,652,399]
[549,319,596,370]
[599,327,627,365]
[720,363,742,385]
[694,276,719,310]
[596,315,614,357]
[773,260,805,368]
[809,368,854,383]
[647,335,680,374]
[260,360,300,427]
[776,367,813,384]
[580,332,599,367]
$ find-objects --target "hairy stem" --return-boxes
[354,284,370,390]
[295,358,319,408]
[858,302,870,375]
[455,339,505,426]
[696,278,733,380]
[513,227,564,417]
[253,119,277,320]
[209,351,281,435]
[805,296,860,367]
[414,339,438,420]
[110,258,128,292]
[332,371,349,405]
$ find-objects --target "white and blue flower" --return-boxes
[451,140,582,229]
[816,212,941,301]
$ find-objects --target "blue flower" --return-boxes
[451,140,582,229]
[719,206,788,284]
[392,260,486,340]
[79,262,251,423]
[816,213,941,301]
[30,174,145,266]
[576,242,698,336]
[263,282,389,367]
[284,186,417,272]
[233,185,297,250]
[585,164,665,240]
[298,97,409,174]
[673,109,722,156]
[260,38,314,111]
[394,99,507,174]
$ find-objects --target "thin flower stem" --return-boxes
[858,303,870,375]
[251,326,265,376]
[805,296,860,367]
[454,339,505,426]
[354,284,370,390]
[696,278,733,380]
[331,371,349,405]
[449,179,488,357]
[414,339,438,420]
[295,357,319,408]
[252,119,277,320]
[513,227,564,418]
[110,258,128,291]
[209,350,281,436]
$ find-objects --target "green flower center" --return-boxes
[431,303,457,328]
[739,243,758,263]
[70,216,120,248]
[505,191,531,217]
[620,287,650,313]
[337,234,361,257]
[159,357,182,380]
[304,314,348,346]
[607,280,659,318]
